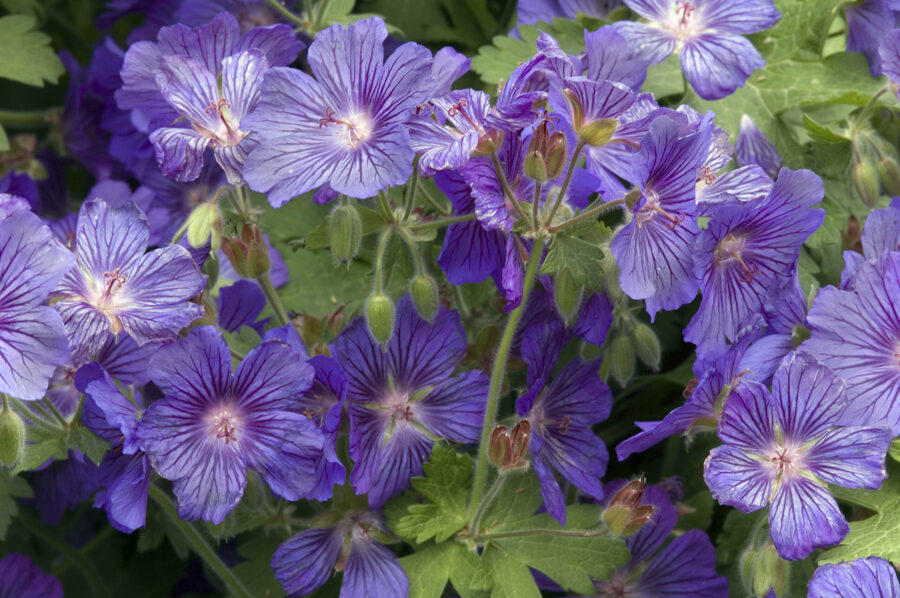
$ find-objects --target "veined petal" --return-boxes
[699,0,781,34]
[156,12,240,75]
[331,318,388,404]
[771,353,848,443]
[609,21,677,65]
[808,557,900,598]
[769,477,848,561]
[365,424,433,507]
[412,370,488,443]
[272,527,343,597]
[72,199,149,282]
[681,33,765,101]
[95,453,150,533]
[149,127,212,182]
[0,211,73,310]
[0,306,71,400]
[221,50,267,122]
[233,340,314,411]
[634,529,729,597]
[233,23,304,68]
[155,55,221,130]
[716,380,775,451]
[703,444,774,513]
[342,536,409,598]
[53,300,110,368]
[805,426,890,490]
[148,326,232,407]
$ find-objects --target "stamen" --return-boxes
[677,0,696,26]
[215,409,237,444]
[205,97,231,114]
[653,205,686,230]
[715,233,761,282]
[683,377,699,399]
[103,268,127,295]
[447,98,478,129]
[697,165,716,185]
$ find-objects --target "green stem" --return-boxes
[257,271,290,326]
[477,526,608,541]
[854,85,891,128]
[453,284,471,319]
[467,235,545,523]
[545,141,585,226]
[230,185,252,222]
[417,180,451,216]
[531,181,542,231]
[471,474,508,536]
[314,0,333,25]
[0,109,54,126]
[549,198,625,233]
[492,152,532,228]
[403,157,420,221]
[70,394,87,427]
[373,228,393,293]
[376,191,394,223]
[398,228,427,275]
[8,396,59,433]
[149,485,253,598]
[267,0,306,26]
[17,510,111,598]
[409,213,477,230]
[42,398,69,428]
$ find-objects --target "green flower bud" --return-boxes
[0,408,25,468]
[221,223,270,279]
[608,334,635,387]
[741,543,789,598]
[524,149,549,182]
[632,323,661,371]
[410,274,439,322]
[545,132,568,180]
[185,202,222,249]
[328,202,363,264]
[852,161,880,207]
[877,157,900,196]
[601,505,630,537]
[366,293,394,344]
[553,267,581,325]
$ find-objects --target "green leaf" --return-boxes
[221,325,262,358]
[643,53,684,99]
[68,425,110,466]
[802,114,850,144]
[15,431,66,474]
[539,235,605,292]
[320,0,355,21]
[890,437,900,463]
[389,444,472,543]
[0,470,31,540]
[0,124,7,152]
[479,545,541,598]
[751,0,846,62]
[400,541,486,598]
[0,15,64,86]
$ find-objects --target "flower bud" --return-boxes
[488,420,531,472]
[489,425,510,468]
[0,408,25,468]
[221,223,270,279]
[852,161,880,207]
[184,202,222,249]
[524,150,549,183]
[328,202,363,264]
[741,543,789,598]
[366,293,394,344]
[607,477,645,510]
[877,157,900,196]
[474,129,502,156]
[410,274,439,322]
[621,505,654,536]
[602,479,654,537]
[545,132,567,179]
[553,267,581,325]
[632,323,661,371]
[608,334,635,387]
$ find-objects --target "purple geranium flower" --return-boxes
[734,114,783,180]
[612,0,781,100]
[610,112,712,319]
[881,28,900,100]
[516,315,612,523]
[137,326,325,523]
[330,295,488,507]
[51,199,204,367]
[0,199,74,400]
[595,485,727,596]
[803,251,900,434]
[244,17,434,206]
[0,553,62,598]
[684,168,824,356]
[272,510,408,598]
[704,353,891,560]
[841,198,900,288]
[217,280,270,336]
[517,0,621,28]
[77,362,151,533]
[846,1,900,77]
[808,557,900,598]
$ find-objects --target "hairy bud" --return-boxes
[221,223,270,279]
[366,293,394,344]
[0,408,25,468]
[602,478,654,537]
[488,420,531,472]
[741,543,789,598]
[632,323,661,371]
[877,157,900,196]
[852,161,879,207]
[608,334,635,387]
[329,202,363,264]
[410,274,439,322]
[183,202,222,249]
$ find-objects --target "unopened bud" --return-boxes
[489,425,510,468]
[741,544,789,598]
[474,129,502,156]
[877,157,900,196]
[411,275,439,321]
[221,223,270,279]
[488,420,531,472]
[621,505,654,536]
[852,161,880,207]
[608,478,646,510]
[608,334,635,387]
[545,132,567,179]
[632,323,661,371]
[184,202,222,249]
[328,202,363,264]
[553,267,581,325]
[366,293,394,344]
[0,408,25,468]
[524,150,549,182]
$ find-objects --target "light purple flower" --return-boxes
[612,0,781,100]
[808,557,900,598]
[137,326,324,523]
[0,199,74,400]
[846,1,900,77]
[244,17,434,205]
[704,354,891,560]
[734,114,782,180]
[51,199,204,367]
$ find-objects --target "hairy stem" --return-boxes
[545,141,585,226]
[373,228,393,293]
[149,485,253,598]
[548,198,625,233]
[409,213,477,231]
[266,0,306,26]
[470,474,508,537]
[257,271,290,326]
[467,235,545,524]
[492,152,532,228]
[477,526,608,541]
[403,157,420,221]
[417,180,452,216]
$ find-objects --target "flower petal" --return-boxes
[769,477,848,561]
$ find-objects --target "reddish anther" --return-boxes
[447,98,478,129]
[677,0,696,25]
[103,268,126,294]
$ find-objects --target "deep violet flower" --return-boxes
[683,168,824,356]
[703,354,891,560]
[77,362,151,532]
[330,296,488,507]
[594,485,727,597]
[272,510,408,598]
[137,326,325,523]
[734,114,783,180]
[841,197,900,288]
[612,0,781,100]
[881,28,900,101]
[808,557,900,598]
[51,199,205,367]
[846,1,900,77]
[244,17,434,205]
[0,553,63,598]
[217,279,269,336]
[610,112,712,319]
[0,198,74,400]
[803,251,900,434]
[516,315,612,523]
